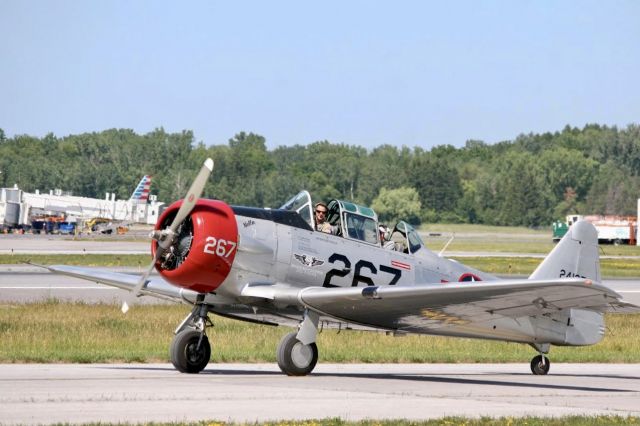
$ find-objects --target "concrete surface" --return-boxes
[0,234,148,254]
[0,363,639,424]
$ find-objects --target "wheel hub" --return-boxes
[291,341,313,368]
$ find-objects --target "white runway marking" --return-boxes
[0,286,114,290]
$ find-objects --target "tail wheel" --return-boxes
[530,354,550,375]
[276,332,318,376]
[170,328,211,374]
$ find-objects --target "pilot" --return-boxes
[314,202,336,234]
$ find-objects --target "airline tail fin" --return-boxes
[129,175,152,203]
[529,220,601,282]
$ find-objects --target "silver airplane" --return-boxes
[45,158,640,376]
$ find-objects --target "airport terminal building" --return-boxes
[0,185,164,233]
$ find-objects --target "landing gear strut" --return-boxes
[170,295,212,374]
[276,310,320,376]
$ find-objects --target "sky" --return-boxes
[1,1,639,150]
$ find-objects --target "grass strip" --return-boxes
[0,254,150,266]
[421,223,550,235]
[426,238,640,256]
[1,302,639,363]
[454,257,640,277]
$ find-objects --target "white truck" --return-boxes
[563,214,636,245]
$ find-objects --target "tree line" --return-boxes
[0,124,638,228]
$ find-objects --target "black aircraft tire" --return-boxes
[276,331,318,376]
[530,355,550,375]
[170,329,211,374]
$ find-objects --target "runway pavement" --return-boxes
[0,235,148,255]
[0,265,167,305]
[0,363,639,424]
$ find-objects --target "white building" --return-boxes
[0,185,165,229]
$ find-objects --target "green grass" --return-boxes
[453,256,640,277]
[425,236,640,256]
[427,239,553,254]
[0,254,150,266]
[420,223,549,235]
[1,302,639,363]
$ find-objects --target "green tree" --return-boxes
[224,132,273,206]
[371,187,421,225]
[357,145,411,204]
[585,161,640,215]
[492,151,554,227]
[408,149,462,213]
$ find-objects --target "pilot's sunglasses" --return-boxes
[316,210,327,214]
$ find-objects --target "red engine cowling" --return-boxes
[152,199,238,293]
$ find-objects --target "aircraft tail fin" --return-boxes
[529,220,601,282]
[129,175,152,203]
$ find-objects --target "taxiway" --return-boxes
[0,363,639,424]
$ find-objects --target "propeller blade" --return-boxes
[169,158,214,234]
[121,255,157,313]
[120,158,214,313]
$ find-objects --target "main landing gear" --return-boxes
[170,295,212,374]
[276,310,320,376]
[529,343,551,375]
[530,354,550,375]
[276,332,318,376]
[169,298,322,376]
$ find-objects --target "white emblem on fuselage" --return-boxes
[294,253,325,267]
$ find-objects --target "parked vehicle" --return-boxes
[58,222,77,235]
[30,215,65,234]
[553,215,636,245]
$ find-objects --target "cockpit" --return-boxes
[280,190,425,254]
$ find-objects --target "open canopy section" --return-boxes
[280,190,314,228]
[280,190,424,252]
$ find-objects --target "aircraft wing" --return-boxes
[43,265,195,302]
[298,278,640,332]
[43,265,384,332]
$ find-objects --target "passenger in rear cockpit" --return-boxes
[391,229,408,252]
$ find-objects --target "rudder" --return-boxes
[529,220,600,282]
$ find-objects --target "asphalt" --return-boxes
[0,235,148,254]
[0,363,639,424]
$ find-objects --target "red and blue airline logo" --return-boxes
[130,175,152,202]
